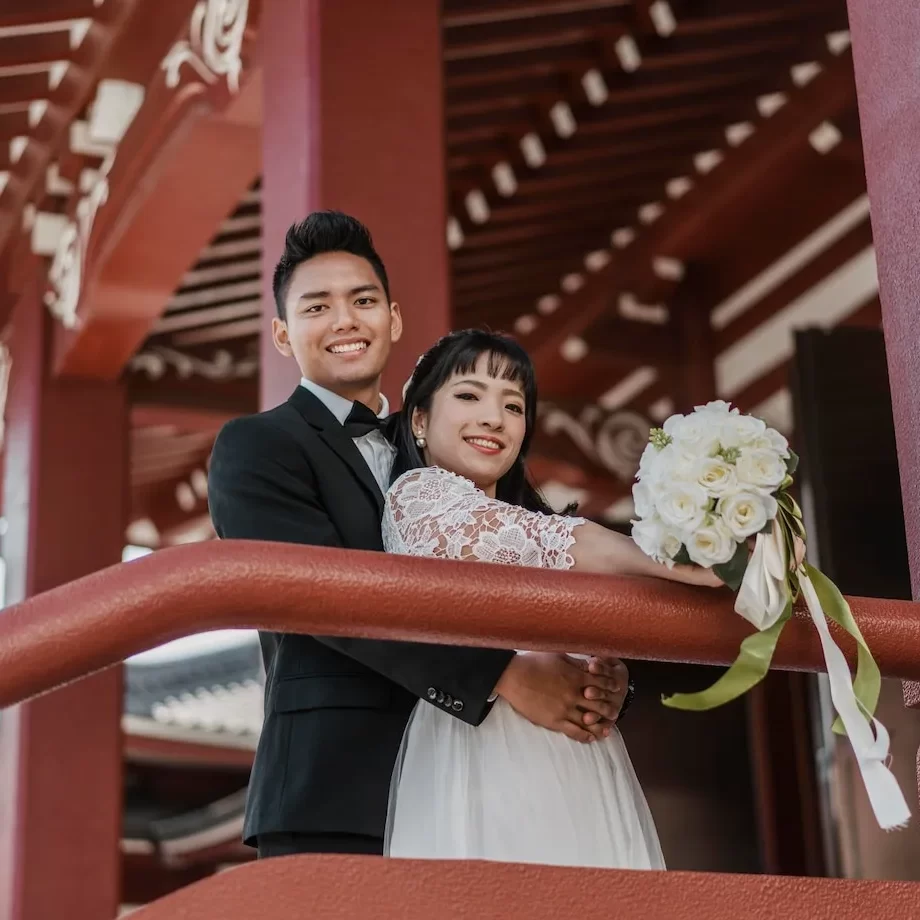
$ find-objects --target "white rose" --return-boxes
[736,448,787,493]
[632,480,654,518]
[654,443,699,483]
[660,529,684,565]
[686,519,737,567]
[631,516,683,567]
[693,400,738,417]
[719,413,767,449]
[631,516,665,561]
[751,427,790,459]
[655,482,708,533]
[696,457,738,497]
[718,490,778,540]
[637,442,658,481]
[663,413,721,457]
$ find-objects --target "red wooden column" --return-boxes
[0,273,127,920]
[259,0,451,409]
[846,0,920,798]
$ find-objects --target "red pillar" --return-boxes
[847,3,920,586]
[846,0,920,803]
[259,0,451,410]
[0,272,127,920]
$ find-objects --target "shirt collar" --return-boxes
[300,377,390,426]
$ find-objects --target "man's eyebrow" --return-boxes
[298,284,381,300]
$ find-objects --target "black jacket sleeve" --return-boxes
[207,415,514,725]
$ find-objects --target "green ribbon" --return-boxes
[802,562,880,733]
[661,602,791,711]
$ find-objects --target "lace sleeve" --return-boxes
[382,466,586,571]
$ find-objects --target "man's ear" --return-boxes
[272,317,294,357]
[389,302,403,343]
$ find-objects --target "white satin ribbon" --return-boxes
[735,528,791,631]
[798,569,911,831]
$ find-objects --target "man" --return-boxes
[208,211,632,859]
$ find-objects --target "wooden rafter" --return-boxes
[516,46,858,378]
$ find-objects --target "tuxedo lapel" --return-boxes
[287,387,385,515]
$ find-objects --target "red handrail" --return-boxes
[1,540,919,707]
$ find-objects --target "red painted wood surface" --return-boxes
[259,0,450,409]
[847,0,920,595]
[1,539,920,710]
[848,0,920,827]
[132,854,919,920]
[0,274,126,920]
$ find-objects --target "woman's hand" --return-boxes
[666,563,724,588]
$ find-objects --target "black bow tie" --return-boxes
[343,401,385,438]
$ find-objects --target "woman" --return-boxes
[381,330,722,869]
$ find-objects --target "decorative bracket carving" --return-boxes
[162,0,250,93]
[538,403,650,482]
[129,345,258,381]
[44,154,115,329]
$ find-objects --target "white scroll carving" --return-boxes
[162,0,249,93]
[539,403,650,482]
[129,345,258,381]
[44,154,114,329]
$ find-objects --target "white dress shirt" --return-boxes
[300,377,396,494]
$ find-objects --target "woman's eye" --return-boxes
[455,392,477,401]
[507,404,524,414]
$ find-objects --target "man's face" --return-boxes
[272,252,402,401]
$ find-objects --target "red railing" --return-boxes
[2,540,919,919]
[2,539,920,706]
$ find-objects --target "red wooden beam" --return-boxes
[50,5,263,379]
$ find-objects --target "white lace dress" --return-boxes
[381,466,665,869]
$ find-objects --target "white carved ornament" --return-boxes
[162,0,250,93]
[130,345,258,381]
[538,403,650,482]
[44,154,114,328]
[43,79,144,327]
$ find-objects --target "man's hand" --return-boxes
[579,656,629,727]
[493,652,628,743]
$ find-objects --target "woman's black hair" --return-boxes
[389,328,568,515]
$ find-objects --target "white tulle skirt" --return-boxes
[384,696,666,869]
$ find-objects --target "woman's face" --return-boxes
[412,353,528,497]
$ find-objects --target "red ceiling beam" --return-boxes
[49,4,264,380]
[0,0,103,28]
[518,48,858,375]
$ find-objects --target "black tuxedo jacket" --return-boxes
[207,386,514,846]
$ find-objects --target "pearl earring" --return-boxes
[415,432,426,448]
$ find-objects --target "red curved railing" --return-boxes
[2,539,920,707]
[2,541,919,919]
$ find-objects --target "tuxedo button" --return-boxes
[443,694,453,708]
[427,687,437,701]
[436,691,445,704]
[452,700,464,713]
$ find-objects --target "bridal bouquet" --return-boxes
[631,400,910,831]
